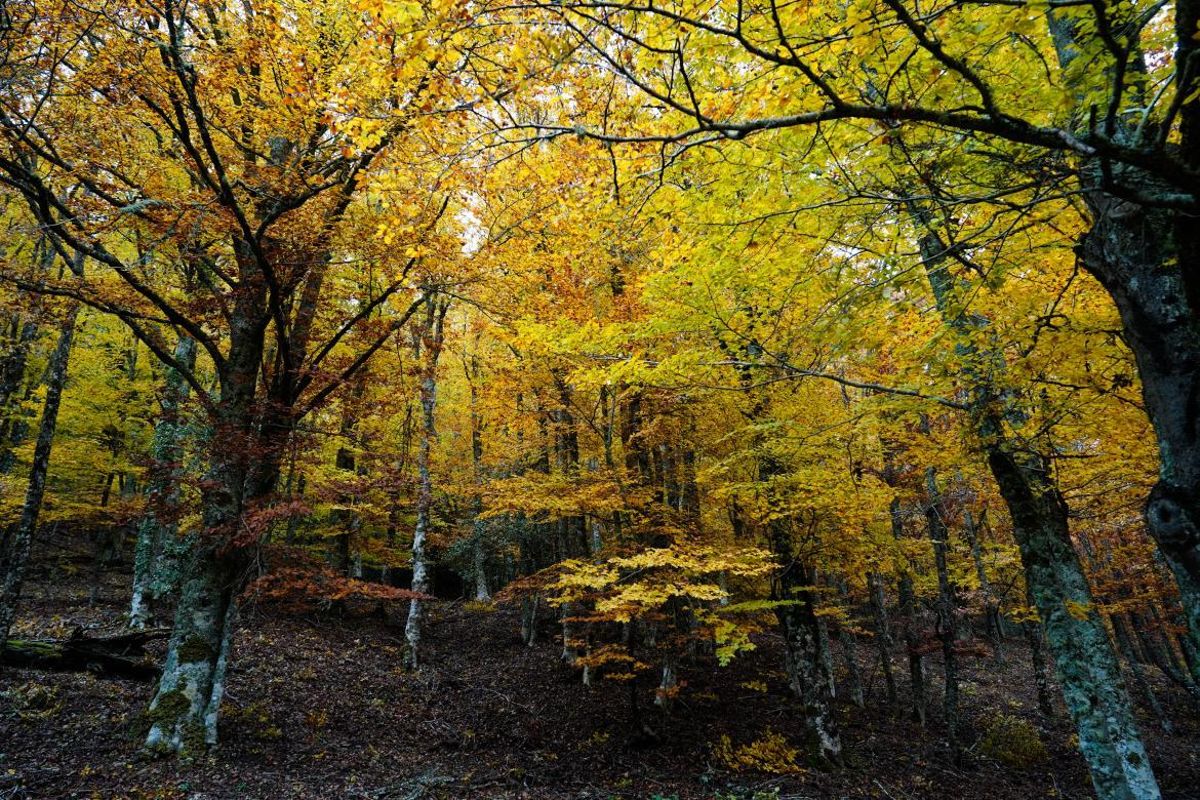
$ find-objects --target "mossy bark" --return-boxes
[130,335,197,629]
[916,213,1160,798]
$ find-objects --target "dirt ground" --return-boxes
[2,563,1198,800]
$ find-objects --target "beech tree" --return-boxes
[0,0,481,752]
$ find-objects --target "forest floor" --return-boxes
[2,558,1199,800]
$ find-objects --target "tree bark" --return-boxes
[868,571,898,705]
[130,335,197,629]
[3,628,166,680]
[1047,10,1200,692]
[143,264,266,756]
[924,466,960,763]
[405,296,447,668]
[0,305,77,644]
[917,220,1160,799]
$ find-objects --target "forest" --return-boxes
[0,0,1199,798]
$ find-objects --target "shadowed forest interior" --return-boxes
[2,0,1200,798]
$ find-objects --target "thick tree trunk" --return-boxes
[144,548,243,753]
[773,555,842,764]
[1078,200,1200,684]
[988,442,1159,798]
[1047,10,1200,691]
[130,335,197,629]
[143,268,266,756]
[0,306,77,644]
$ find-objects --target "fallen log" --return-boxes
[2,627,165,681]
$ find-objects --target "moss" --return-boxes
[146,689,192,723]
[180,719,208,755]
[176,635,214,664]
[979,714,1049,769]
[133,688,192,742]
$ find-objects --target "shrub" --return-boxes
[712,730,803,775]
[979,714,1049,768]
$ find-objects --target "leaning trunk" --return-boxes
[0,307,77,643]
[916,218,1160,799]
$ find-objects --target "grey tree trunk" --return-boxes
[836,582,865,709]
[1113,613,1173,733]
[1047,9,1200,691]
[772,552,842,764]
[143,267,267,756]
[130,335,197,629]
[0,311,39,476]
[916,222,1161,799]
[405,296,447,668]
[0,306,78,643]
[964,507,1003,663]
[468,354,490,602]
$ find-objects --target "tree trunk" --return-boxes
[3,628,166,680]
[143,268,266,756]
[868,571,898,705]
[405,297,447,668]
[0,306,77,643]
[1024,619,1055,717]
[0,310,39,476]
[965,507,1003,662]
[773,555,842,764]
[1113,613,1173,733]
[143,549,242,753]
[917,220,1161,799]
[1047,10,1200,693]
[836,610,866,708]
[468,356,490,601]
[130,335,197,629]
[924,466,960,762]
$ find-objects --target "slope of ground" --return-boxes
[2,563,1198,800]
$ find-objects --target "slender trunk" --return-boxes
[1025,622,1055,717]
[521,594,539,645]
[836,582,865,709]
[468,357,490,601]
[924,466,960,762]
[890,496,927,726]
[965,507,1003,662]
[1113,614,1173,733]
[868,571,898,705]
[405,297,447,668]
[0,306,77,643]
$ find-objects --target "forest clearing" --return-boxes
[2,0,1200,798]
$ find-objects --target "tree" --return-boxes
[0,0,477,753]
